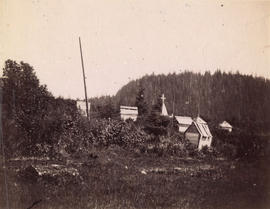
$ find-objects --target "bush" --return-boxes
[141,133,190,157]
[212,128,266,160]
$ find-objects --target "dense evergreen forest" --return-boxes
[91,71,270,133]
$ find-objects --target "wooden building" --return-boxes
[120,106,138,121]
[184,117,213,150]
[76,100,90,117]
[175,116,193,133]
[219,121,233,132]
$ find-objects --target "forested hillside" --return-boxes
[112,71,270,132]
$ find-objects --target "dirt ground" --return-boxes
[0,147,269,209]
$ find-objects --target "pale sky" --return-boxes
[0,0,269,99]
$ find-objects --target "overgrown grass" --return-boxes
[1,148,269,209]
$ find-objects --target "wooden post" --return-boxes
[79,37,90,121]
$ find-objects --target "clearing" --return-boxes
[0,146,269,209]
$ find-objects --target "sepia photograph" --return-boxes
[0,0,270,208]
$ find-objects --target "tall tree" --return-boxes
[2,60,52,155]
[135,83,148,120]
[2,60,77,156]
[144,94,170,136]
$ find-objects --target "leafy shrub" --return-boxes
[2,60,80,158]
[54,118,201,159]
[211,128,268,160]
[141,133,190,157]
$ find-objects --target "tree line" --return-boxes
[91,71,270,134]
[2,59,270,159]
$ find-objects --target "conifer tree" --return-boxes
[135,83,148,120]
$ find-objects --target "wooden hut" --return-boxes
[184,117,213,150]
[120,106,138,121]
[175,116,193,133]
[219,121,233,132]
[76,100,90,116]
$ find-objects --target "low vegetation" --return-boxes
[1,148,269,209]
[1,60,270,208]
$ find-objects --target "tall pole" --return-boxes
[79,37,89,120]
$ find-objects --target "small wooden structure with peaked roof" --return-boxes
[175,116,193,133]
[120,106,138,121]
[184,116,213,150]
[77,100,91,117]
[219,121,233,132]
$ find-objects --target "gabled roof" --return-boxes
[175,116,193,125]
[202,123,213,137]
[120,106,138,115]
[194,116,207,124]
[219,121,232,128]
[192,117,212,137]
[120,106,138,110]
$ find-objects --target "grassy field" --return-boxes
[0,146,269,209]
